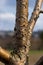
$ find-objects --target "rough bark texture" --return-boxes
[0,0,43,65]
[14,0,29,65]
[28,0,43,40]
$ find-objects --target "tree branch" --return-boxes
[0,47,11,60]
[40,10,43,13]
[28,0,43,39]
[0,47,15,65]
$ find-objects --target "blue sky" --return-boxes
[0,0,16,31]
[0,0,43,31]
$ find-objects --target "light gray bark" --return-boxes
[28,0,43,40]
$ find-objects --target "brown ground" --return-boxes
[29,50,43,65]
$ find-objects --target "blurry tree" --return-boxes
[14,0,43,65]
[0,0,43,65]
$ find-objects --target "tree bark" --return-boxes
[0,0,43,65]
[14,0,29,65]
[28,0,43,40]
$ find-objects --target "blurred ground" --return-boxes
[29,50,43,65]
[0,31,43,65]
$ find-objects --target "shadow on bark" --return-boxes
[0,56,15,65]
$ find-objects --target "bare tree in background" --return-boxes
[0,0,43,65]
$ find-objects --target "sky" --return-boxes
[0,0,16,31]
[0,0,43,31]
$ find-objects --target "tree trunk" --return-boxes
[0,0,43,65]
[14,0,29,65]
